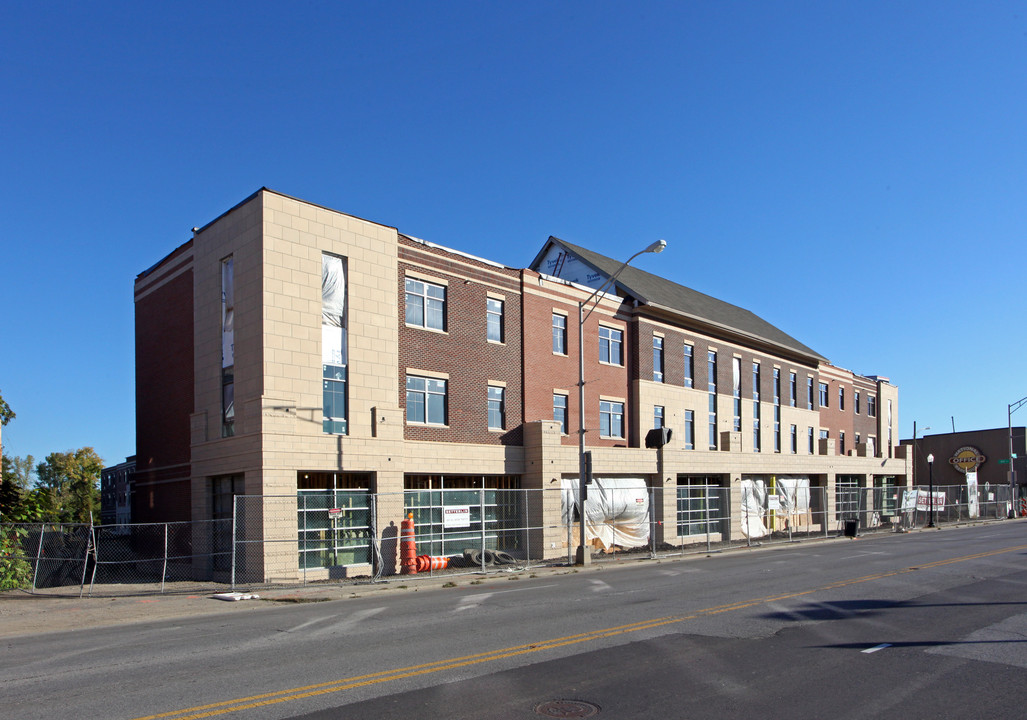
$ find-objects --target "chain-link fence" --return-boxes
[2,481,1021,596]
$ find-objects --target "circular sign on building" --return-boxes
[949,446,986,474]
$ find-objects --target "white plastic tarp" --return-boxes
[740,477,769,538]
[322,255,347,366]
[221,258,234,368]
[322,255,346,325]
[774,476,811,513]
[741,475,811,538]
[966,471,979,518]
[562,477,650,550]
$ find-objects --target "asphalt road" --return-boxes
[2,522,1026,720]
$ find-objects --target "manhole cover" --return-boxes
[534,699,600,717]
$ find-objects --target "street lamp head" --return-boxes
[927,453,934,464]
[645,239,667,254]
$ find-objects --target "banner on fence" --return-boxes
[915,489,945,512]
[966,471,979,518]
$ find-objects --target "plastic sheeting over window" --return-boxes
[561,477,650,550]
[322,254,347,367]
[740,475,811,538]
[221,258,234,368]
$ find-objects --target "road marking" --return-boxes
[454,584,559,612]
[318,607,386,634]
[590,579,612,592]
[132,542,1027,720]
[455,593,493,612]
[862,643,892,654]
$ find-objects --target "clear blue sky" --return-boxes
[2,1,1025,470]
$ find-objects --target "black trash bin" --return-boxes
[843,519,858,537]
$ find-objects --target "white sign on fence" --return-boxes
[915,490,946,512]
[443,506,471,529]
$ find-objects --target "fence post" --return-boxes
[649,483,656,559]
[704,486,711,553]
[231,495,238,591]
[822,486,828,539]
[31,523,45,594]
[524,488,531,569]
[480,488,486,573]
[160,523,169,594]
[78,520,92,598]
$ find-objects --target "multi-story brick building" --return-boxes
[134,188,909,580]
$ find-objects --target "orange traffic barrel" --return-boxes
[400,513,417,575]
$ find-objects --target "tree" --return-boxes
[35,448,104,523]
[0,390,14,428]
[0,389,13,473]
[2,454,35,490]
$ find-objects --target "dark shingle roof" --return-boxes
[535,237,826,363]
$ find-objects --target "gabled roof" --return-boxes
[531,236,826,364]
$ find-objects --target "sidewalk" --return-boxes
[0,564,582,640]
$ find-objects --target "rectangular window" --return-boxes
[752,362,761,452]
[789,371,797,407]
[322,254,348,435]
[839,430,846,455]
[836,475,860,520]
[684,410,695,450]
[488,385,505,430]
[888,399,893,457]
[732,357,742,432]
[654,405,665,429]
[405,277,446,331]
[820,429,829,440]
[599,400,625,438]
[486,298,504,343]
[773,368,781,453]
[790,425,798,454]
[653,336,664,382]
[599,326,623,365]
[808,427,815,454]
[683,344,694,388]
[807,377,815,410]
[552,313,567,354]
[874,476,898,516]
[708,351,718,450]
[854,390,861,414]
[406,375,447,425]
[867,395,877,418]
[838,386,845,411]
[221,257,235,438]
[677,477,722,536]
[819,382,829,408]
[553,393,568,434]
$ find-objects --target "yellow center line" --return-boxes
[134,542,1027,720]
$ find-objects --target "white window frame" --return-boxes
[598,326,623,366]
[488,384,505,430]
[405,277,446,331]
[406,375,448,425]
[487,297,504,344]
[599,399,625,438]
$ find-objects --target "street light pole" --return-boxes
[576,239,666,566]
[1008,396,1027,518]
[926,453,935,528]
